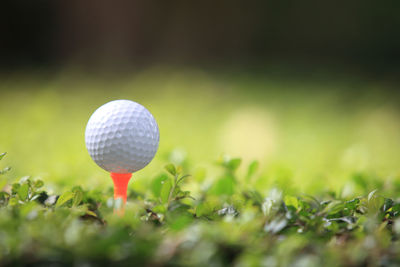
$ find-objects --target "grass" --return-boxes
[1,68,400,265]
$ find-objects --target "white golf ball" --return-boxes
[85,100,159,173]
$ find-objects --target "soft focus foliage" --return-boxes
[2,153,400,266]
[1,71,400,194]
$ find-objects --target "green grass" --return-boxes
[1,69,400,265]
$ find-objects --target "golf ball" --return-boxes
[85,100,159,173]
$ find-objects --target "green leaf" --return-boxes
[72,188,83,207]
[345,198,360,210]
[246,160,259,179]
[34,180,44,189]
[177,174,190,185]
[160,179,172,204]
[212,175,235,196]
[11,183,20,195]
[367,191,385,214]
[196,202,214,217]
[284,195,299,209]
[18,183,29,201]
[85,210,97,217]
[165,164,177,176]
[152,204,167,214]
[0,152,6,161]
[151,174,168,197]
[323,201,344,215]
[245,190,264,205]
[175,190,193,201]
[226,158,241,172]
[56,191,74,207]
[169,201,191,213]
[392,203,400,214]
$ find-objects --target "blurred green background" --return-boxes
[1,68,400,194]
[1,1,400,194]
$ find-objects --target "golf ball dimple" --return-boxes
[85,100,159,173]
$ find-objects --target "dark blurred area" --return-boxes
[1,0,400,73]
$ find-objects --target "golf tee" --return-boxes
[110,172,132,215]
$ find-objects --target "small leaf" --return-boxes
[226,158,241,172]
[175,190,193,200]
[169,201,191,213]
[302,195,321,209]
[0,152,6,161]
[34,180,44,189]
[160,179,172,204]
[345,198,360,210]
[165,164,177,176]
[322,200,344,215]
[11,183,20,195]
[392,203,400,214]
[212,175,235,196]
[72,188,83,207]
[246,160,259,179]
[151,174,168,197]
[56,191,74,207]
[196,202,214,217]
[177,174,191,185]
[152,204,167,214]
[284,196,299,209]
[18,184,29,201]
[245,190,264,205]
[85,210,97,217]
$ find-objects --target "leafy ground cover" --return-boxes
[2,152,400,266]
[1,70,400,266]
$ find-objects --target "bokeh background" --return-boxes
[1,0,400,193]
